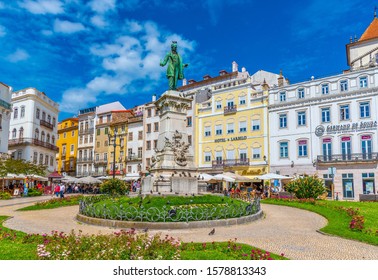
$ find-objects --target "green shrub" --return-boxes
[100,178,128,195]
[285,175,327,199]
[27,189,43,197]
[0,192,12,200]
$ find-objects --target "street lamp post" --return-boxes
[108,131,120,180]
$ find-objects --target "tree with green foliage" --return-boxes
[285,175,327,199]
[0,158,46,191]
[100,178,129,195]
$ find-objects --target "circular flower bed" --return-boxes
[79,195,260,223]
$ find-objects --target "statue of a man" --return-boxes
[160,41,188,90]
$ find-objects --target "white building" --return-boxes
[143,96,160,170]
[269,16,378,200]
[0,82,12,157]
[8,88,59,172]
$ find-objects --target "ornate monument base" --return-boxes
[142,90,198,194]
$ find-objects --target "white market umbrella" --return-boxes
[77,176,102,184]
[212,174,235,182]
[197,173,215,182]
[223,172,255,182]
[256,173,292,180]
[61,175,78,183]
[122,175,140,181]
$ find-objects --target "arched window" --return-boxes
[52,135,55,144]
[46,133,50,143]
[48,115,51,124]
[42,111,46,121]
[41,131,45,142]
[12,128,17,138]
[19,127,24,139]
[13,108,18,119]
[35,128,39,139]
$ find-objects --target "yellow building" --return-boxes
[56,117,78,176]
[194,75,270,179]
[107,110,133,177]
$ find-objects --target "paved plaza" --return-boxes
[1,196,377,260]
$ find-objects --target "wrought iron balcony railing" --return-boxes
[77,157,94,163]
[78,128,94,135]
[212,158,250,168]
[8,137,59,152]
[317,153,378,164]
[224,105,237,115]
[40,119,54,130]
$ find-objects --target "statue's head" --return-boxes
[171,41,177,51]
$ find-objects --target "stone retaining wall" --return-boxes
[76,210,263,230]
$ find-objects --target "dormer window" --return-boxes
[279,92,286,102]
[340,80,348,92]
[321,84,329,95]
[298,88,305,99]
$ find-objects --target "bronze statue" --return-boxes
[160,41,188,90]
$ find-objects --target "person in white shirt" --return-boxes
[60,184,66,198]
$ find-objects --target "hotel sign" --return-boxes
[214,136,247,143]
[315,121,378,137]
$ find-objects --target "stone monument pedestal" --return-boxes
[142,90,198,194]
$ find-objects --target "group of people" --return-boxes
[131,180,141,192]
[52,183,100,197]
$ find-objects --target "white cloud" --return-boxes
[18,0,64,14]
[0,25,6,37]
[89,0,116,14]
[53,19,86,34]
[90,15,107,28]
[60,19,196,113]
[6,49,30,62]
[41,29,53,36]
[59,88,97,113]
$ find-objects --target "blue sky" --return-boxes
[0,0,373,120]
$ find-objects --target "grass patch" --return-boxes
[0,216,37,259]
[262,199,378,245]
[81,195,254,222]
[18,195,83,211]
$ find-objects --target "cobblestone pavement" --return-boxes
[1,196,378,260]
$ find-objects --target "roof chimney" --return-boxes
[241,67,246,72]
[152,94,156,102]
[182,78,187,86]
[278,70,284,87]
[232,61,238,72]
[203,74,211,80]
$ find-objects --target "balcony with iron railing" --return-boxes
[317,153,378,164]
[224,105,237,115]
[40,119,54,130]
[77,157,94,163]
[127,155,142,162]
[212,158,250,168]
[79,128,94,135]
[94,158,108,165]
[8,138,59,152]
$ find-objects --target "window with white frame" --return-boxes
[279,114,287,128]
[298,88,305,99]
[216,100,222,109]
[252,147,261,159]
[204,126,211,137]
[321,84,329,95]
[204,152,211,162]
[340,104,350,120]
[239,96,246,105]
[239,121,247,132]
[360,102,370,118]
[297,111,306,126]
[20,106,25,118]
[13,108,18,119]
[279,92,286,102]
[215,151,222,162]
[280,142,288,158]
[239,149,247,160]
[227,123,234,134]
[340,80,348,92]
[359,76,368,88]
[215,124,222,135]
[252,119,260,131]
[321,107,331,123]
[298,140,308,157]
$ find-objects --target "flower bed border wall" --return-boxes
[76,210,263,230]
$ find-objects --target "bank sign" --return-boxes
[315,121,378,136]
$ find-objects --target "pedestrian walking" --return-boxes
[60,183,65,198]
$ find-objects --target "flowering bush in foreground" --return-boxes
[35,230,181,260]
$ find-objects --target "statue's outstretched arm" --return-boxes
[160,53,170,66]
